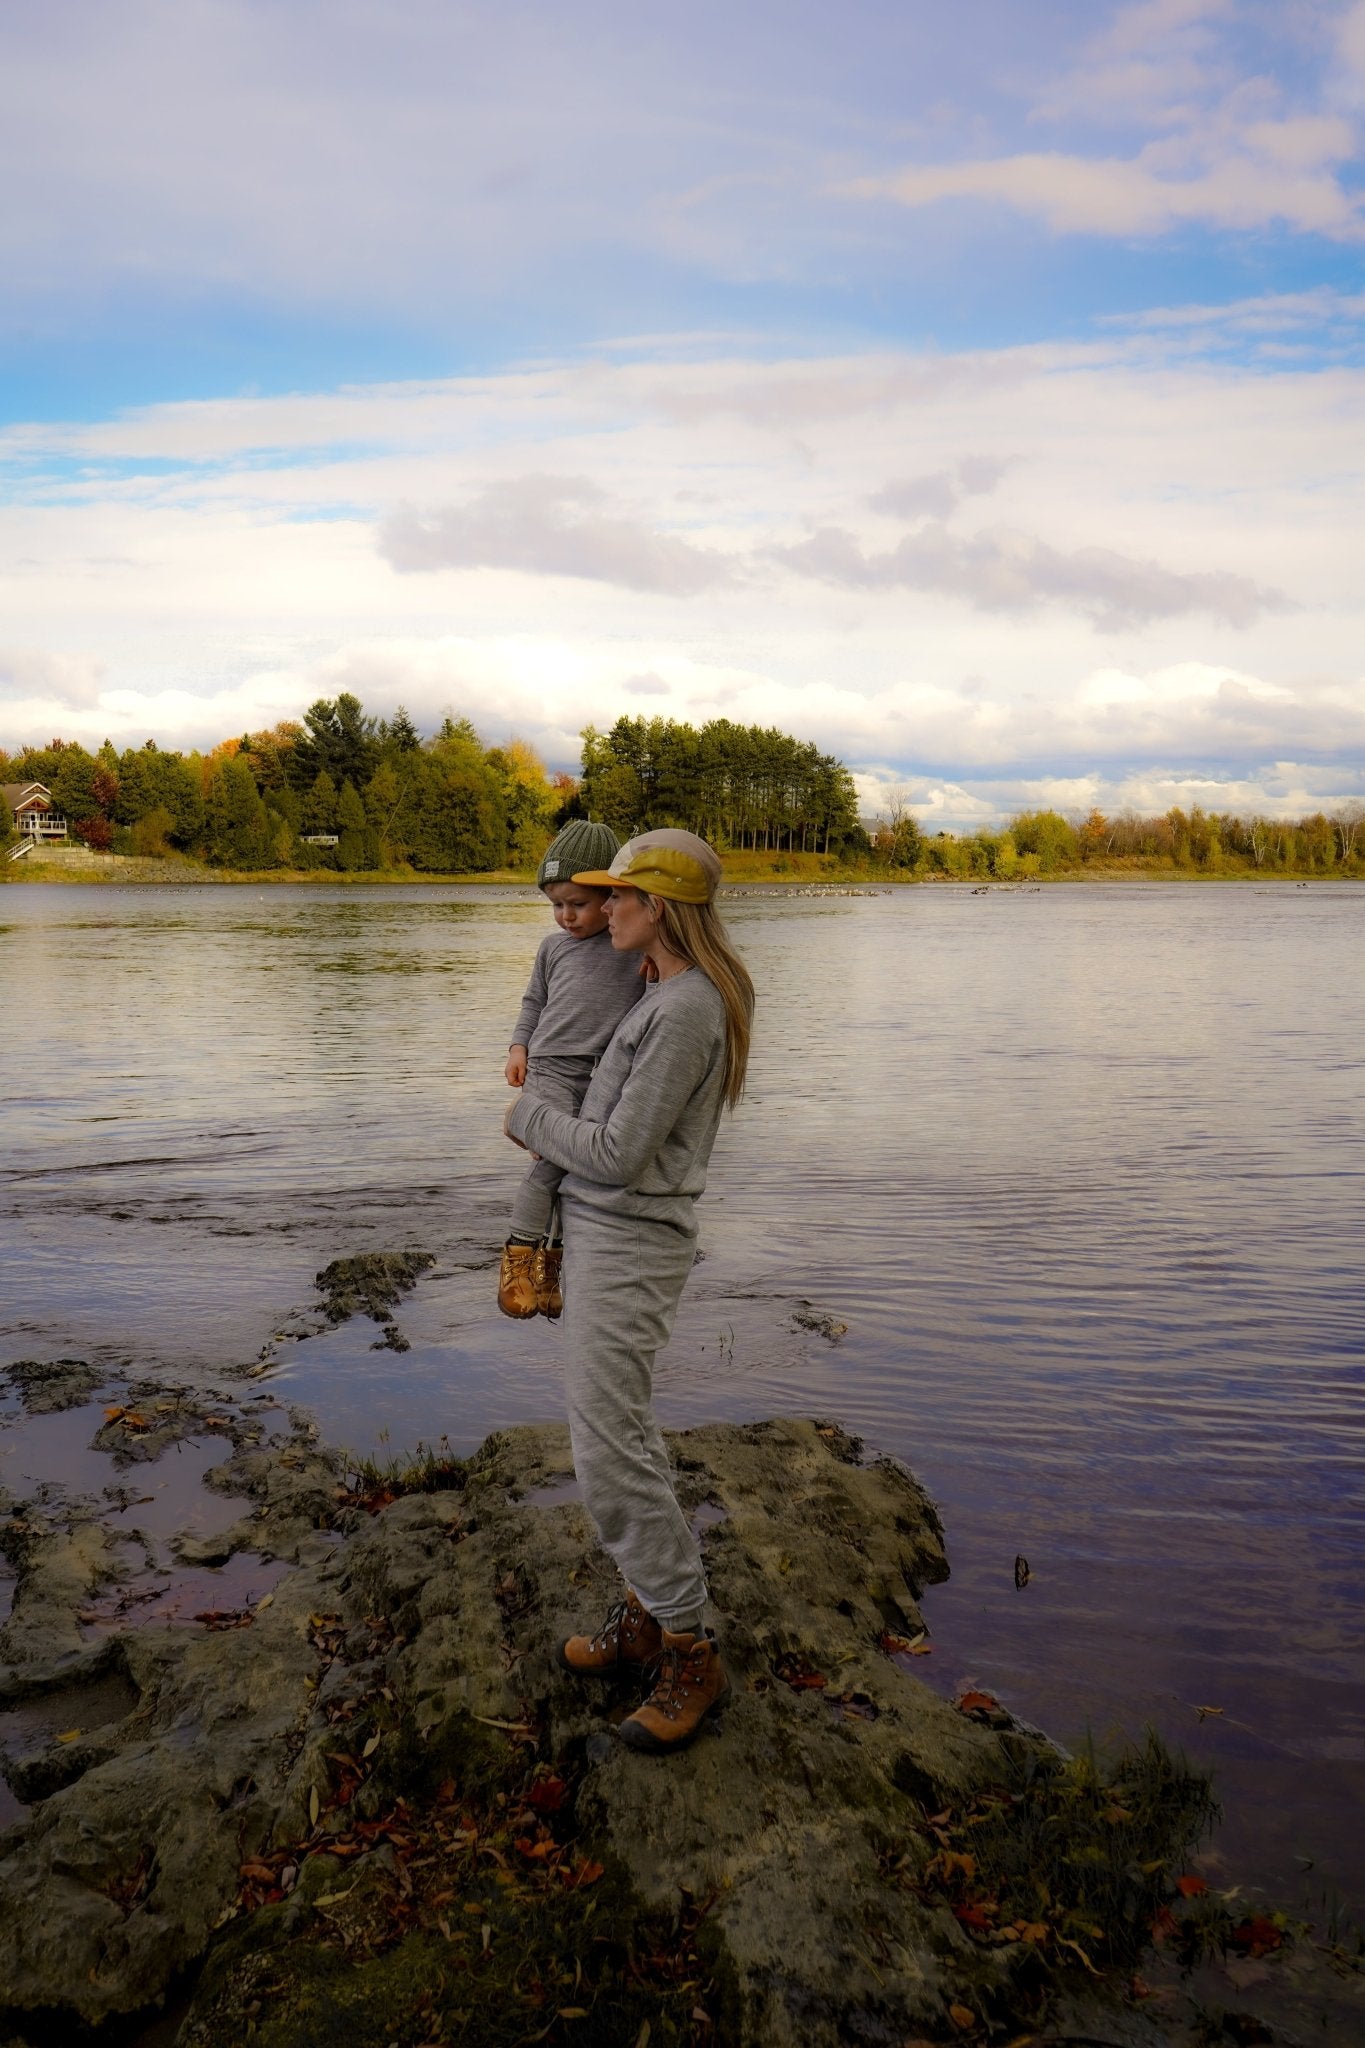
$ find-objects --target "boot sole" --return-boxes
[617,1680,732,1755]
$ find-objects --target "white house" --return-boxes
[2,781,70,852]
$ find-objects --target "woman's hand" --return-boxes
[505,1045,528,1087]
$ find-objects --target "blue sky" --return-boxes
[2,0,1363,825]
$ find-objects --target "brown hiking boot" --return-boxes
[618,1629,730,1754]
[498,1242,539,1318]
[532,1242,563,1319]
[558,1589,663,1676]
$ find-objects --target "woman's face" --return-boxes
[605,886,658,952]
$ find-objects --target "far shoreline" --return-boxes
[4,850,1360,890]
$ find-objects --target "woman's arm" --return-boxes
[506,999,715,1187]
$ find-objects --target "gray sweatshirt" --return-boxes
[511,927,646,1062]
[505,967,728,1230]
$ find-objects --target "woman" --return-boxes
[503,828,754,1755]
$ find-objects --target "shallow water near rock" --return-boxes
[2,879,1363,1927]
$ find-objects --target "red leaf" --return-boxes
[952,1904,994,1932]
[572,1859,605,1887]
[1229,1916,1283,1958]
[1175,1873,1208,1897]
[1150,1905,1179,1945]
[527,1775,568,1814]
[954,1689,1001,1716]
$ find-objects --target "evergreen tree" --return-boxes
[335,778,379,871]
[288,693,377,791]
[301,771,338,834]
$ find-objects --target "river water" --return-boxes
[2,880,1362,1916]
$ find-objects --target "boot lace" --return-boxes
[645,1642,706,1722]
[589,1598,629,1655]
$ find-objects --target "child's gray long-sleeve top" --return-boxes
[505,968,728,1229]
[511,927,645,1060]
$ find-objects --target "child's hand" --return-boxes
[638,956,659,983]
[505,1046,528,1087]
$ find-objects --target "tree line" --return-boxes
[0,697,564,874]
[868,802,1365,879]
[4,699,1361,880]
[576,716,863,852]
[0,699,868,873]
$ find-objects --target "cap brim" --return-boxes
[569,868,619,887]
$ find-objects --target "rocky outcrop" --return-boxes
[3,1406,1351,2046]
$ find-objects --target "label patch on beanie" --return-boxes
[544,859,559,876]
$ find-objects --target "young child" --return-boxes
[500,819,645,1319]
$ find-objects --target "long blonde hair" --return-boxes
[650,895,754,1110]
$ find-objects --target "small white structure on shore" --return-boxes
[3,782,69,858]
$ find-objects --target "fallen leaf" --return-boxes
[955,1689,1002,1716]
[308,1785,320,1827]
[774,1652,827,1691]
[1195,1703,1224,1720]
[255,1592,274,1611]
[952,1904,994,1932]
[55,1729,82,1744]
[362,1733,381,1757]
[121,1413,149,1429]
[948,2004,977,2032]
[1013,1554,1031,1589]
[238,1860,277,1884]
[557,2010,589,2021]
[1229,1915,1283,1958]
[1150,1905,1179,1944]
[103,1406,125,1423]
[573,1860,605,1887]
[634,2024,651,2048]
[1176,1873,1209,1897]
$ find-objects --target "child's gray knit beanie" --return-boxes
[537,819,621,889]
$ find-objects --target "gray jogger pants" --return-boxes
[507,1057,592,1241]
[560,1196,706,1631]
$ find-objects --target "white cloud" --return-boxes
[0,647,106,709]
[842,132,1363,240]
[841,2,1364,245]
[378,475,734,595]
[868,457,1011,520]
[771,523,1285,630]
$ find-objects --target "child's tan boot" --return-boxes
[498,1242,539,1318]
[532,1243,563,1319]
[617,1629,730,1753]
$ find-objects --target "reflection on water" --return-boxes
[2,880,1363,1911]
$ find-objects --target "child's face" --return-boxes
[544,882,611,939]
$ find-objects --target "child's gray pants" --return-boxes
[559,1195,706,1633]
[508,1057,592,1241]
